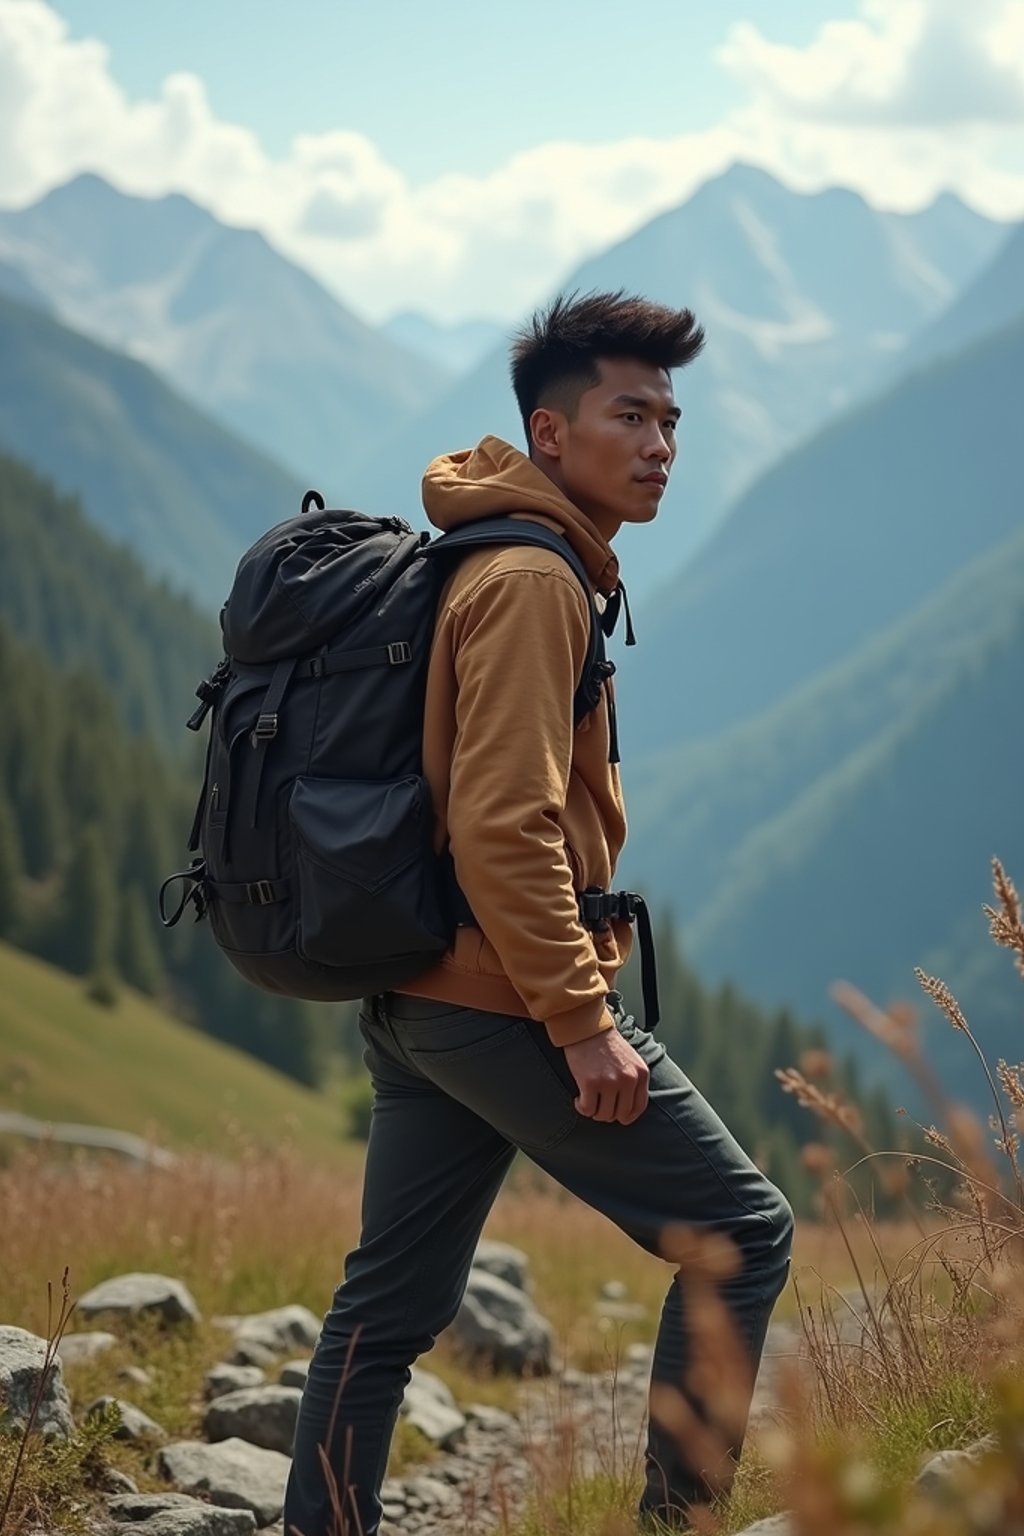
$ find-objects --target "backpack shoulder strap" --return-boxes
[423,517,605,728]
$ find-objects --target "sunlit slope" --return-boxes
[0,942,347,1159]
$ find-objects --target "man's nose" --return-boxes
[645,430,672,462]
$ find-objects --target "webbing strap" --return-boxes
[449,879,660,1033]
[207,876,292,906]
[296,643,412,678]
[246,657,297,831]
[577,887,659,1031]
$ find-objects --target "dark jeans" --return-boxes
[285,992,794,1535]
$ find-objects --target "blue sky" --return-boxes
[3,0,1023,322]
[51,0,826,181]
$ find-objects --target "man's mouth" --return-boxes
[639,473,668,488]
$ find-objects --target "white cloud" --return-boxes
[719,0,1024,127]
[0,0,1023,324]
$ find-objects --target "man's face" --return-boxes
[534,357,680,537]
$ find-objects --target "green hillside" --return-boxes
[0,941,347,1159]
[625,523,1024,909]
[0,451,218,756]
[623,532,1024,1092]
[626,315,1024,754]
[0,291,305,608]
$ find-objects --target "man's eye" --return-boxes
[622,412,642,423]
[664,420,677,432]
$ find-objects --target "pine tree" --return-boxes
[53,822,118,977]
[118,883,165,996]
[0,789,23,938]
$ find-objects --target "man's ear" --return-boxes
[530,407,563,462]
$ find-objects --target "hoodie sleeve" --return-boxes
[446,562,614,1047]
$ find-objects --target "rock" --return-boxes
[57,1331,119,1366]
[158,1438,289,1527]
[472,1239,531,1292]
[78,1274,201,1327]
[205,1364,266,1400]
[407,1365,455,1406]
[733,1516,793,1535]
[398,1474,457,1512]
[600,1280,627,1300]
[108,1492,256,1536]
[203,1386,302,1456]
[276,1360,308,1389]
[449,1269,553,1375]
[118,1366,154,1389]
[917,1435,999,1499]
[214,1306,320,1359]
[0,1325,75,1439]
[625,1342,653,1365]
[400,1381,465,1449]
[98,1467,139,1495]
[465,1403,519,1434]
[87,1396,167,1441]
[226,1341,278,1370]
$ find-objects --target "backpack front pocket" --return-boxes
[288,775,449,966]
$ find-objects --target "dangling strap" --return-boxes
[577,887,660,1031]
[159,859,208,927]
[245,657,297,830]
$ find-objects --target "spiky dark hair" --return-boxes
[510,289,705,446]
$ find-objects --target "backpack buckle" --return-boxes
[246,880,276,905]
[251,713,278,744]
[387,642,412,665]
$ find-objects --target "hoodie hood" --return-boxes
[422,435,620,595]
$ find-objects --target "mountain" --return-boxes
[341,165,1004,594]
[899,219,1024,374]
[383,311,506,375]
[0,450,218,755]
[0,289,307,607]
[0,174,445,493]
[686,560,1023,1093]
[621,315,1024,757]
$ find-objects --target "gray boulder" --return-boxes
[118,1366,154,1389]
[204,1385,302,1456]
[917,1435,999,1499]
[78,1274,201,1326]
[449,1269,553,1375]
[400,1368,465,1449]
[0,1325,75,1439]
[87,1396,167,1441]
[734,1517,792,1536]
[108,1492,256,1536]
[57,1331,118,1366]
[276,1360,308,1388]
[204,1364,266,1401]
[471,1239,531,1291]
[465,1403,519,1435]
[214,1306,320,1360]
[158,1438,289,1527]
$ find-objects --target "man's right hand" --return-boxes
[563,1021,650,1125]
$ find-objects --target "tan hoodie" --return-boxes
[397,435,633,1045]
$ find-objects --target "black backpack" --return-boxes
[160,493,659,1024]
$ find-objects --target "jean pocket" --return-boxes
[405,1015,577,1152]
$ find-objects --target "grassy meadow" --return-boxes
[2,860,1024,1534]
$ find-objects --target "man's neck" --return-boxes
[529,454,622,544]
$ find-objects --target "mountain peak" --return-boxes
[32,172,216,234]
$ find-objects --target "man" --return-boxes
[285,291,794,1534]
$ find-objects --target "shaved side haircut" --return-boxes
[510,290,705,447]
